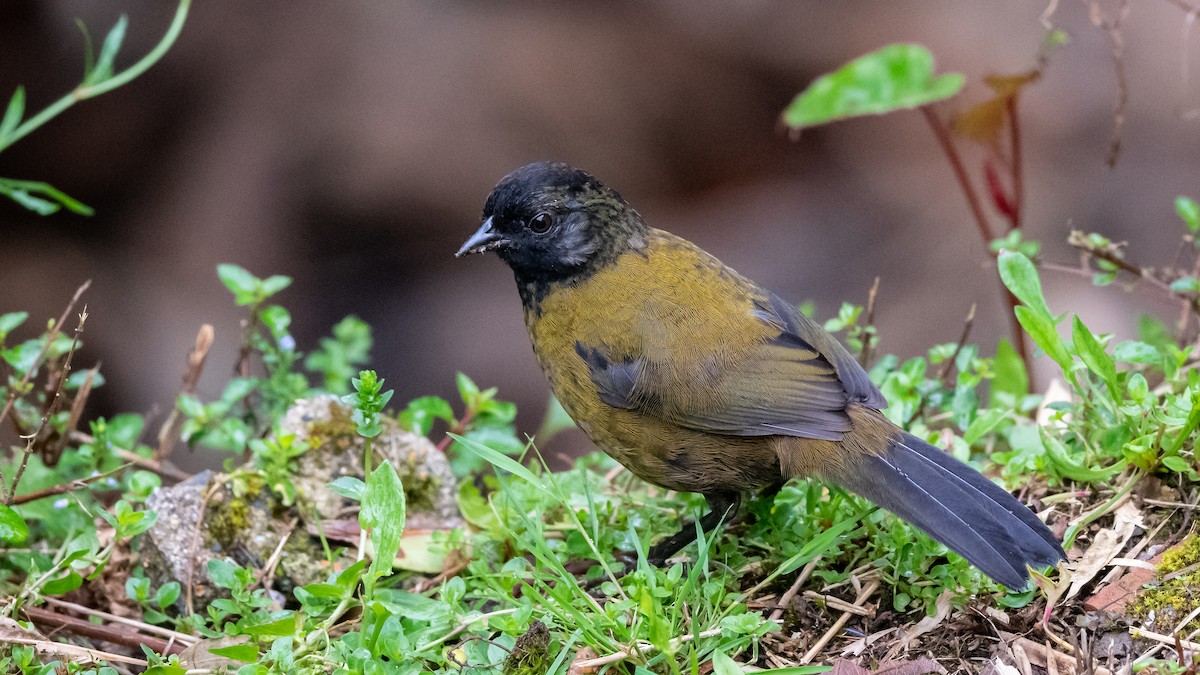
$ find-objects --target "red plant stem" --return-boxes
[919,105,1033,392]
[920,106,994,244]
[436,408,475,453]
[1007,96,1023,229]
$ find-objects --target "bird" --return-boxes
[456,161,1065,589]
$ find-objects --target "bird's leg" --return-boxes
[575,491,741,593]
[757,479,788,502]
[647,491,741,566]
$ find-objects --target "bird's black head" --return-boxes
[456,162,647,300]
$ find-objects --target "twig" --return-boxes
[156,324,214,461]
[802,590,875,616]
[1088,0,1131,167]
[999,632,1112,675]
[1178,255,1200,345]
[21,605,186,656]
[1,636,148,667]
[768,556,821,622]
[0,280,90,439]
[800,578,880,664]
[858,277,880,367]
[1130,626,1200,652]
[414,607,520,653]
[935,303,977,385]
[8,462,132,506]
[45,365,99,466]
[1068,230,1200,318]
[570,627,724,670]
[6,306,88,503]
[185,478,222,615]
[42,597,198,645]
[253,517,299,589]
[69,431,191,482]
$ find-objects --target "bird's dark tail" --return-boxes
[824,431,1064,589]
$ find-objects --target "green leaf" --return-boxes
[243,615,298,637]
[296,583,343,600]
[752,667,832,674]
[1169,276,1200,294]
[1127,372,1149,401]
[1071,316,1119,396]
[1041,429,1127,482]
[335,559,368,590]
[66,368,105,390]
[328,476,365,501]
[998,251,1052,317]
[2,186,57,214]
[3,337,45,372]
[782,44,964,130]
[1177,196,1200,233]
[1014,306,1072,374]
[1113,341,1161,365]
[0,178,94,216]
[398,396,454,435]
[963,409,1008,445]
[220,377,258,404]
[991,338,1029,401]
[208,644,259,664]
[1162,455,1196,476]
[711,651,745,675]
[176,393,205,418]
[456,372,481,406]
[259,305,292,338]
[0,311,28,338]
[207,559,243,590]
[360,461,406,588]
[154,581,181,607]
[450,432,543,488]
[42,571,83,595]
[143,666,187,675]
[456,481,500,531]
[217,264,259,303]
[126,577,150,603]
[260,275,293,297]
[0,87,25,141]
[0,504,30,544]
[459,426,525,457]
[85,16,128,85]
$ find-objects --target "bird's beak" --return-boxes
[456,217,505,258]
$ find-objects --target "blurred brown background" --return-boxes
[2,1,1197,469]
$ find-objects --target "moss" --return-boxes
[305,401,358,454]
[503,621,549,675]
[1130,533,1200,634]
[1158,532,1200,573]
[206,493,252,549]
[397,455,439,513]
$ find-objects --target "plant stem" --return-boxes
[920,105,993,244]
[1007,96,1024,229]
[0,0,192,154]
[919,104,1033,392]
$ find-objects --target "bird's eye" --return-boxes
[528,212,555,234]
